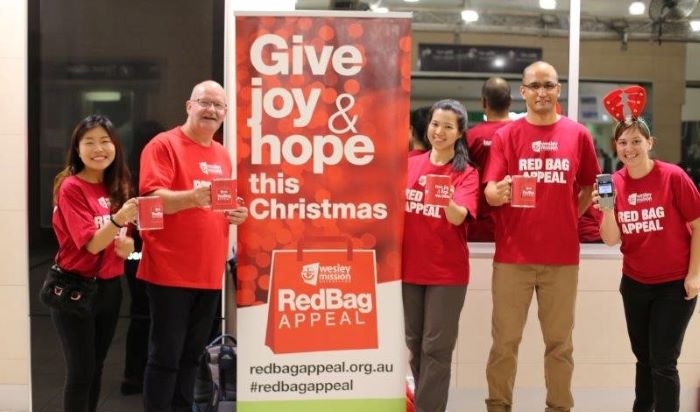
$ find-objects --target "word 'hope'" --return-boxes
[250,125,374,174]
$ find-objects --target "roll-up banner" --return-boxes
[230,11,411,412]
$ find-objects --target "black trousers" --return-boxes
[123,257,149,385]
[620,275,696,412]
[142,282,220,412]
[51,276,122,412]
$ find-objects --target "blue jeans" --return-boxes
[620,275,696,412]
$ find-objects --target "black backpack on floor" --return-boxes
[193,334,237,412]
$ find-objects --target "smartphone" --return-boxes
[596,174,615,210]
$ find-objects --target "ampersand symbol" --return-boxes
[328,93,358,134]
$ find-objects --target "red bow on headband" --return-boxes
[603,85,647,122]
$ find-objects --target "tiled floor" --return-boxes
[447,387,699,411]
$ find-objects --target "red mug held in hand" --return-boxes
[511,175,537,208]
[211,178,238,211]
[424,174,451,207]
[137,196,164,230]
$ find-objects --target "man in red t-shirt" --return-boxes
[467,76,512,242]
[482,62,600,412]
[137,80,248,412]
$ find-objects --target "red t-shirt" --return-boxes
[613,161,700,284]
[137,127,232,289]
[402,152,480,285]
[578,206,602,243]
[52,176,125,279]
[466,120,512,242]
[483,117,600,264]
[467,120,511,170]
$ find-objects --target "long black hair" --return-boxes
[410,106,432,151]
[53,114,131,212]
[428,99,473,172]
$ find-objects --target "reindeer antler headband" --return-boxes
[602,85,650,136]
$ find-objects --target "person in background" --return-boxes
[467,76,512,242]
[595,99,700,411]
[482,61,600,412]
[120,120,165,396]
[577,203,603,243]
[409,106,432,157]
[138,80,248,412]
[402,99,480,412]
[51,114,138,411]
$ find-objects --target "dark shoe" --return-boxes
[120,379,143,396]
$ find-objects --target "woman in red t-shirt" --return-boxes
[402,99,479,411]
[595,118,700,411]
[50,115,138,412]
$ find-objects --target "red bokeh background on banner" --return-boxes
[235,15,411,306]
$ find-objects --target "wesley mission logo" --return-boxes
[531,140,558,153]
[198,161,223,175]
[97,197,110,209]
[628,192,653,206]
[301,263,352,286]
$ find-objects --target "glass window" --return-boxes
[28,0,223,408]
[32,0,223,233]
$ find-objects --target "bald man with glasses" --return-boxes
[137,80,248,412]
[482,62,600,412]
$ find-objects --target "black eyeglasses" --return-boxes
[192,99,227,111]
[522,82,559,92]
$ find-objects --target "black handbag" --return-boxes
[39,264,98,317]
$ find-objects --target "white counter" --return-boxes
[453,243,700,391]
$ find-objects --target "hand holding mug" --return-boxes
[191,185,212,207]
[113,198,138,226]
[495,175,512,204]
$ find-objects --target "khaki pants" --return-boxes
[485,263,578,412]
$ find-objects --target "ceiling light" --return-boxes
[403,0,420,2]
[539,0,556,10]
[628,1,645,15]
[84,91,121,102]
[461,9,479,23]
[369,3,389,12]
[691,20,700,31]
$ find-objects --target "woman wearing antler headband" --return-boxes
[594,85,700,412]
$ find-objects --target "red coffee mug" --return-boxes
[511,175,537,208]
[211,178,238,211]
[137,196,164,230]
[424,174,451,207]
